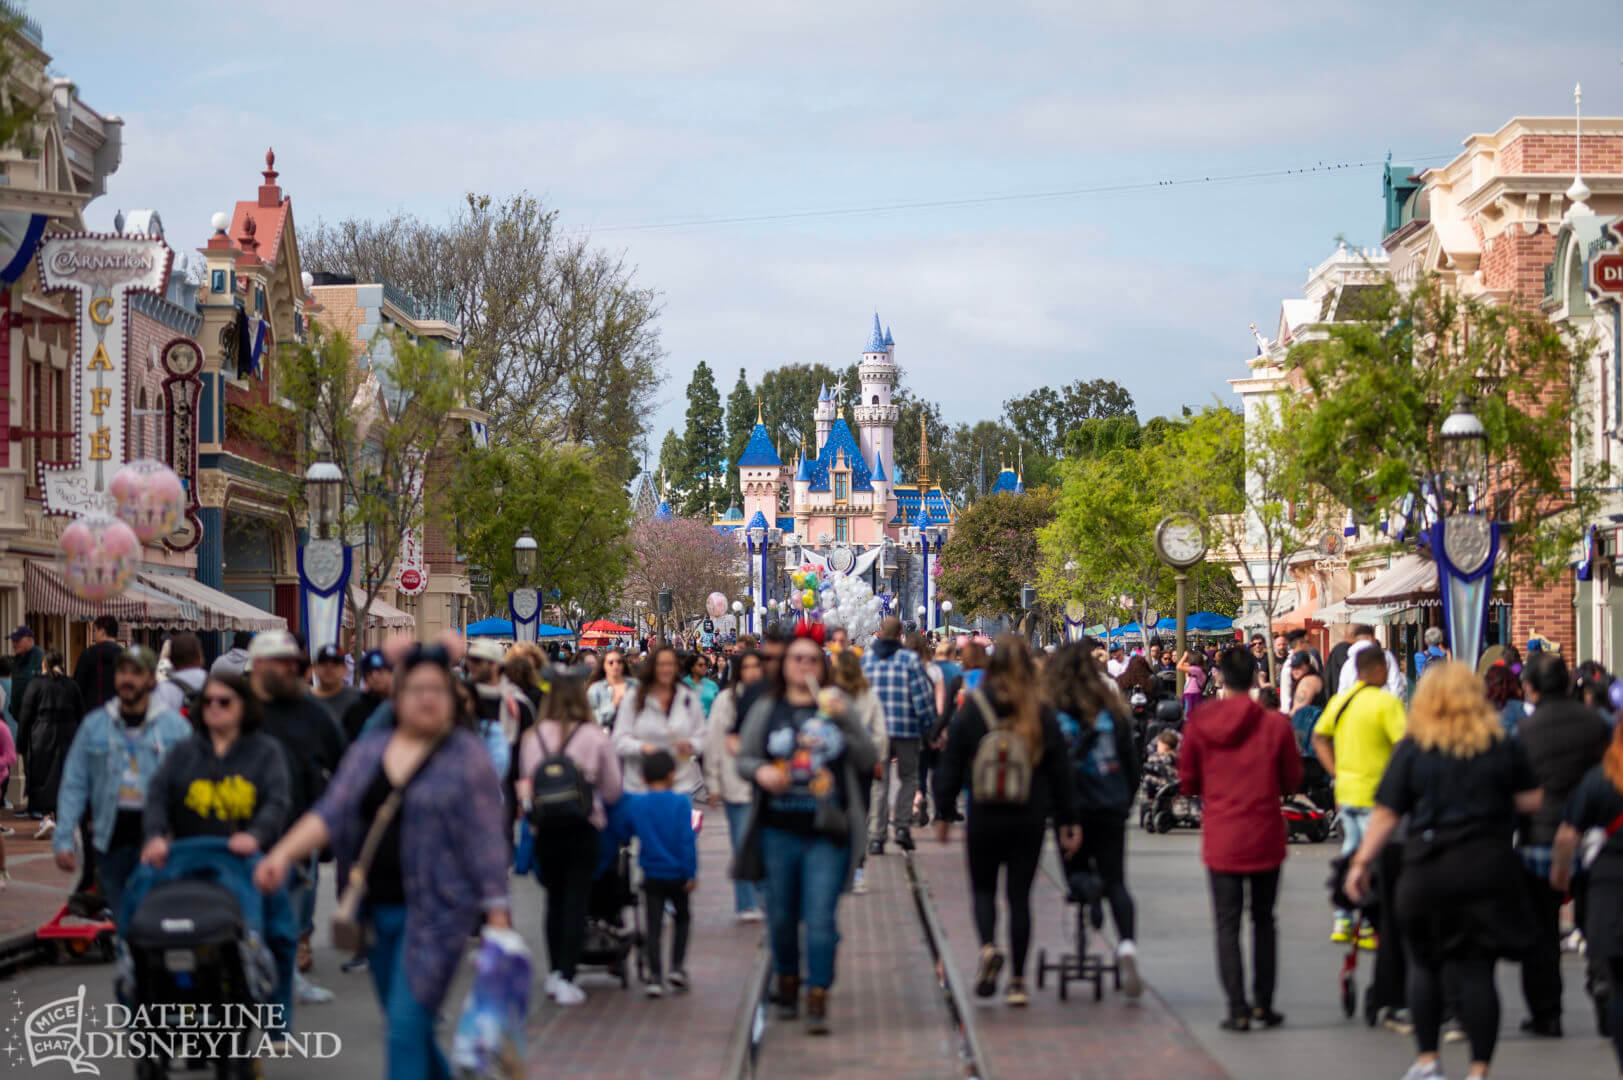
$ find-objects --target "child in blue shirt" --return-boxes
[617,751,697,996]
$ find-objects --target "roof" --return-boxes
[805,418,872,493]
[722,504,744,521]
[655,501,673,519]
[776,516,796,534]
[795,455,815,483]
[867,313,886,352]
[889,486,955,525]
[738,422,782,468]
[819,383,829,402]
[990,467,1023,495]
[884,325,894,347]
[872,453,888,484]
[746,509,770,530]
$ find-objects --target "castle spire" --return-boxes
[867,312,885,352]
[918,423,932,487]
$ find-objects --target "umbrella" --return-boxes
[465,617,574,639]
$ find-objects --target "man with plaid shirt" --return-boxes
[863,617,936,853]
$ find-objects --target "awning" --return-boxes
[1270,598,1319,632]
[1315,600,1352,624]
[1346,554,1439,608]
[25,561,192,627]
[346,585,415,629]
[582,619,635,634]
[138,572,286,632]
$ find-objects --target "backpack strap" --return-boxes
[970,688,1000,730]
[1318,683,1371,736]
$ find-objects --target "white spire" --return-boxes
[1567,82,1593,220]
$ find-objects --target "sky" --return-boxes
[38,1,1623,457]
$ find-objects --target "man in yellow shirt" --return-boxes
[1313,646,1407,946]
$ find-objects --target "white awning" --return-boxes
[138,572,286,632]
[1346,554,1439,608]
[347,585,415,629]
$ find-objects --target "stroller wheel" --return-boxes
[1340,973,1356,1019]
[1154,809,1176,834]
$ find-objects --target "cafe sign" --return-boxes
[37,233,172,517]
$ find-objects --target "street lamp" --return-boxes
[941,600,954,630]
[1440,395,1488,513]
[298,461,350,659]
[1430,396,1498,668]
[513,528,538,582]
[509,529,541,644]
[304,461,343,541]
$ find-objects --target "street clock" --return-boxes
[1154,513,1206,569]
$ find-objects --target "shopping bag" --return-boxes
[513,818,535,876]
[452,927,532,1078]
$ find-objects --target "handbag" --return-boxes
[1580,807,1623,870]
[331,737,444,953]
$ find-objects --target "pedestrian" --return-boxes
[1345,662,1543,1080]
[516,662,622,1007]
[587,647,637,730]
[0,717,14,885]
[465,639,533,782]
[255,644,512,1080]
[615,750,697,997]
[1044,642,1143,997]
[684,652,721,718]
[830,648,886,896]
[733,629,878,1034]
[503,650,546,718]
[1325,624,1356,698]
[1483,663,1525,739]
[862,617,935,854]
[1516,651,1609,1038]
[1178,649,1209,715]
[52,646,191,916]
[17,650,83,839]
[310,644,361,736]
[1178,645,1302,1031]
[703,649,766,921]
[614,644,706,796]
[210,630,253,679]
[1288,650,1326,712]
[1106,644,1129,679]
[341,651,394,745]
[9,626,42,733]
[1414,627,1450,680]
[1337,624,1407,701]
[909,631,941,829]
[1312,646,1408,947]
[153,632,208,720]
[935,635,1081,1008]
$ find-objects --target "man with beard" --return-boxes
[51,646,190,916]
[248,631,343,1004]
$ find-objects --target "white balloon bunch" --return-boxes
[819,571,884,644]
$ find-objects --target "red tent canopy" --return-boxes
[582,619,635,634]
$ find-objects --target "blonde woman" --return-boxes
[832,649,887,895]
[1345,662,1541,1080]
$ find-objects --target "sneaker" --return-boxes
[894,827,915,852]
[1357,925,1378,951]
[545,971,564,1001]
[1251,1007,1285,1028]
[644,981,664,998]
[293,972,334,1005]
[668,970,689,993]
[852,869,868,895]
[1330,917,1352,944]
[1561,929,1587,954]
[1219,1013,1251,1032]
[1381,1007,1415,1035]
[1399,1060,1444,1080]
[33,817,54,840]
[0,825,12,836]
[1117,939,1143,999]
[868,839,885,856]
[1520,1016,1562,1038]
[1441,1018,1466,1044]
[974,945,1003,998]
[0,870,9,891]
[1004,979,1029,1007]
[340,955,369,974]
[553,979,586,1006]
[738,908,764,923]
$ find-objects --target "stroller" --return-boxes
[576,839,645,988]
[1285,757,1340,843]
[1142,777,1202,834]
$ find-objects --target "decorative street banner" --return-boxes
[160,337,203,551]
[37,234,172,516]
[510,587,540,644]
[1428,514,1499,668]
[299,539,352,657]
[395,449,428,596]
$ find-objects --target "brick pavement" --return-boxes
[910,831,1232,1080]
[0,811,75,955]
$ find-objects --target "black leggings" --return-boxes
[1410,952,1498,1064]
[535,822,600,981]
[966,819,1044,977]
[1608,958,1623,1073]
[1067,814,1135,942]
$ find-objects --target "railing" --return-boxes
[0,1,42,45]
[381,280,458,326]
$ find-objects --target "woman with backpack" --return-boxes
[1044,644,1144,997]
[613,646,705,796]
[934,635,1081,1007]
[17,650,84,840]
[516,667,623,1006]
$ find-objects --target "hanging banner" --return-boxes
[1428,514,1499,670]
[510,587,540,644]
[160,337,203,551]
[395,450,428,596]
[299,539,352,656]
[37,234,172,516]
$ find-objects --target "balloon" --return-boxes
[806,572,819,590]
[706,591,729,618]
[110,459,186,544]
[802,589,817,609]
[789,592,804,611]
[60,512,140,602]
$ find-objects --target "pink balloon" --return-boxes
[59,513,140,602]
[110,458,185,543]
[706,591,729,618]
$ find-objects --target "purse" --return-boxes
[1580,807,1623,870]
[331,738,444,953]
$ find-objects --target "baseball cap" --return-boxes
[359,649,390,674]
[467,639,505,664]
[247,630,301,663]
[8,625,33,642]
[314,644,346,665]
[117,645,159,674]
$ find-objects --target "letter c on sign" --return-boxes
[89,297,114,325]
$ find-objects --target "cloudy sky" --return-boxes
[43,1,1621,452]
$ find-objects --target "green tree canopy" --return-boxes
[937,488,1058,621]
[678,360,727,517]
[1003,378,1134,457]
[724,366,756,506]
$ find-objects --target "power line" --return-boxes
[574,152,1458,235]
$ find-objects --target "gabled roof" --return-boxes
[738,422,782,468]
[806,418,872,493]
[722,503,744,521]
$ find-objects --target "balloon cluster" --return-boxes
[56,459,187,603]
[792,562,884,643]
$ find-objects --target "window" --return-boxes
[871,395,878,405]
[211,269,226,293]
[835,475,848,500]
[835,518,848,543]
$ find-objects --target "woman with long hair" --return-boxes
[934,635,1081,1007]
[255,647,511,1080]
[683,652,721,718]
[831,648,888,896]
[1483,663,1526,739]
[1177,650,1209,715]
[612,645,705,795]
[587,647,638,730]
[704,649,766,921]
[733,631,877,1034]
[1044,643,1143,997]
[1346,662,1541,1080]
[516,666,623,1006]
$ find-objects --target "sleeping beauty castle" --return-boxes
[713,316,962,630]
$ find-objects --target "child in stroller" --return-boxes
[1139,731,1200,833]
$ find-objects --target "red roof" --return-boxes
[231,148,289,266]
[582,619,635,634]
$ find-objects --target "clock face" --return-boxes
[1156,515,1206,567]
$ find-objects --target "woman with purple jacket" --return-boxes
[256,645,511,1080]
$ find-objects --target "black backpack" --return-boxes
[529,723,594,829]
[166,675,202,721]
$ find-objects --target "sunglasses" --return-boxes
[202,694,237,709]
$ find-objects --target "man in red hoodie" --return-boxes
[1178,644,1303,1032]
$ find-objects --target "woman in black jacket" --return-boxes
[935,635,1080,1007]
[1045,643,1144,997]
[18,651,83,833]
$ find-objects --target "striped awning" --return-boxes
[346,585,415,629]
[25,561,192,627]
[138,572,286,632]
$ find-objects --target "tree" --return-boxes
[1289,277,1609,589]
[445,442,633,618]
[936,489,1058,621]
[724,367,756,506]
[1065,415,1142,459]
[656,430,684,500]
[300,193,664,483]
[1003,378,1135,457]
[624,515,745,630]
[678,361,727,517]
[0,15,42,156]
[893,390,947,483]
[756,362,860,459]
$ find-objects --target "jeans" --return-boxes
[869,737,920,843]
[100,843,140,921]
[760,826,850,989]
[1208,867,1281,1015]
[723,802,761,913]
[367,904,450,1080]
[643,878,690,980]
[967,817,1044,977]
[287,855,319,939]
[536,821,599,981]
[1335,806,1371,920]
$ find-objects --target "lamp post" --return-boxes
[746,522,782,630]
[941,599,954,634]
[298,461,351,656]
[510,528,541,644]
[657,585,673,643]
[1430,396,1497,667]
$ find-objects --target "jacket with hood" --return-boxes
[1178,695,1302,873]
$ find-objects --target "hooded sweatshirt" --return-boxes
[1178,695,1302,874]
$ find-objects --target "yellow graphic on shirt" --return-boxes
[183,776,257,822]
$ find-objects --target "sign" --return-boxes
[160,337,202,551]
[1591,251,1623,298]
[37,234,172,516]
[394,449,428,596]
[398,567,423,592]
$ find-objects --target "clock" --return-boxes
[1154,513,1206,569]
